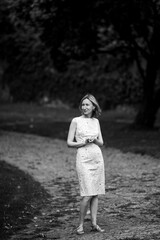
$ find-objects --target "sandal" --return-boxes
[76,225,84,235]
[91,224,105,233]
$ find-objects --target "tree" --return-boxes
[37,0,160,128]
[36,0,98,70]
[1,0,160,127]
[0,0,54,101]
[45,0,160,128]
[103,0,160,128]
[0,0,15,89]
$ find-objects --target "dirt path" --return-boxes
[0,131,160,240]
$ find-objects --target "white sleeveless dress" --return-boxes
[73,116,105,196]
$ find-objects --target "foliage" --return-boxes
[41,0,160,126]
[0,0,56,101]
[0,0,142,105]
[0,0,160,127]
[5,35,54,101]
[49,55,143,109]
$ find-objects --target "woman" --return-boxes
[67,93,105,235]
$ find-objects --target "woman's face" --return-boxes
[81,98,95,117]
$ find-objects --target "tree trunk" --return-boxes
[134,56,159,129]
[134,99,157,129]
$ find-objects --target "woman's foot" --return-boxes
[76,225,84,235]
[91,224,105,233]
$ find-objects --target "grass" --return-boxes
[0,103,160,158]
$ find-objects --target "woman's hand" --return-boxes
[86,137,96,143]
[86,136,103,147]
[76,139,87,148]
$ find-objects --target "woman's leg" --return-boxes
[79,196,91,227]
[90,195,98,226]
[90,195,105,232]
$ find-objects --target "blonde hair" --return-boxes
[79,93,102,118]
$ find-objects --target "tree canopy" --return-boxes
[1,0,160,127]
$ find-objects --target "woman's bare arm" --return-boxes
[93,120,104,147]
[67,119,86,148]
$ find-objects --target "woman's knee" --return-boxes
[82,196,92,202]
[91,195,98,200]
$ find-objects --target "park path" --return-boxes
[0,131,160,240]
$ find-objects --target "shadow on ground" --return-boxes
[0,161,50,240]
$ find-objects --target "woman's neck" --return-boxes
[82,114,92,118]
